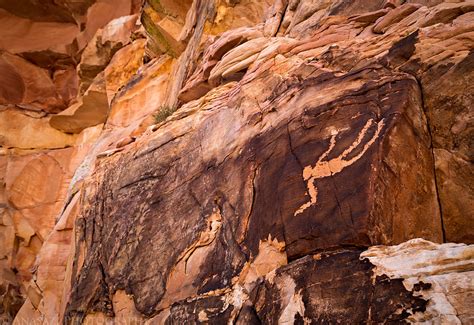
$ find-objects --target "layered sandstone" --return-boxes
[0,0,473,324]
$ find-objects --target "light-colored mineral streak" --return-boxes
[295,118,385,216]
[361,238,474,324]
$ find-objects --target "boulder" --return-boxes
[49,73,109,134]
[0,52,67,113]
[77,14,140,93]
[64,62,442,321]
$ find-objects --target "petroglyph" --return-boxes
[177,208,222,271]
[294,118,385,216]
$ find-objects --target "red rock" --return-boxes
[373,3,422,34]
[104,39,146,105]
[49,73,109,134]
[77,14,140,93]
[107,55,173,128]
[0,52,66,113]
[1,1,473,323]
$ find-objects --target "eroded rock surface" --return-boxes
[0,0,473,324]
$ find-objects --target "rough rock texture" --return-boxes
[362,239,474,324]
[1,0,473,324]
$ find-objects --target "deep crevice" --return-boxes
[410,72,447,243]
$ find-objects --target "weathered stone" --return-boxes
[0,52,67,113]
[106,55,173,128]
[53,67,79,107]
[420,48,474,244]
[163,239,474,324]
[0,0,140,76]
[141,5,187,58]
[2,1,474,323]
[254,250,426,324]
[373,3,422,34]
[0,108,77,149]
[49,73,109,134]
[78,15,140,93]
[362,239,474,324]
[73,0,140,53]
[104,39,146,105]
[5,150,73,235]
[63,62,443,321]
[0,266,23,324]
[0,9,78,55]
[179,26,265,102]
[208,37,270,86]
[207,0,274,35]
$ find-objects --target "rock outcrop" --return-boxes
[0,0,473,324]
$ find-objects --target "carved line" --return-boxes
[294,118,385,216]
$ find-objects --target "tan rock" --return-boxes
[179,26,264,102]
[107,55,173,128]
[104,39,146,104]
[49,73,109,134]
[209,37,270,86]
[13,299,42,325]
[147,0,193,25]
[11,211,35,245]
[362,239,474,324]
[0,108,77,149]
[78,14,140,93]
[419,1,474,27]
[206,0,274,35]
[141,5,187,58]
[74,0,138,52]
[115,136,135,149]
[34,229,76,324]
[5,150,72,230]
[285,0,332,37]
[349,9,390,24]
[373,3,422,34]
[263,0,288,36]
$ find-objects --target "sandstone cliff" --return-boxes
[0,0,473,324]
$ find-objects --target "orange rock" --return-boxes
[53,68,79,107]
[74,0,138,52]
[0,108,77,149]
[6,149,70,212]
[49,73,109,134]
[107,55,173,128]
[115,136,135,148]
[0,9,78,55]
[0,52,66,113]
[373,3,422,34]
[104,39,146,104]
[2,1,474,323]
[78,14,140,92]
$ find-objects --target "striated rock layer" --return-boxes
[0,0,473,324]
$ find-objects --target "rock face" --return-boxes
[0,0,473,324]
